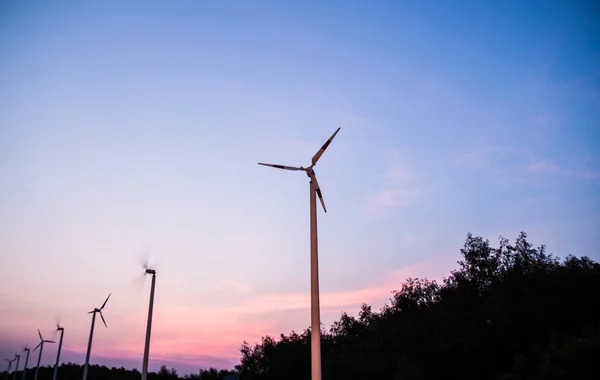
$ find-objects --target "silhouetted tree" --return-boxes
[235,232,600,380]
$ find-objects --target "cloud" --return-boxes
[217,274,253,295]
[528,158,600,180]
[164,253,454,329]
[139,254,454,357]
[528,159,560,174]
[457,146,600,183]
[0,254,458,374]
[455,146,522,168]
[335,111,379,132]
[364,150,426,219]
[365,187,422,219]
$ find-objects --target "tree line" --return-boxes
[235,232,599,379]
[3,232,598,379]
[2,363,237,380]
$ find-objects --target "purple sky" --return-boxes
[1,0,599,375]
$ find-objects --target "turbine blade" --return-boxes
[38,329,42,341]
[312,174,327,213]
[44,340,56,344]
[311,127,340,166]
[101,293,111,309]
[33,342,42,352]
[100,311,107,328]
[139,249,150,271]
[132,272,147,295]
[87,310,94,314]
[258,163,302,171]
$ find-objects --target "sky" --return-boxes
[1,0,599,375]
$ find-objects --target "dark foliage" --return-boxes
[235,232,600,380]
[2,232,597,380]
[2,363,237,380]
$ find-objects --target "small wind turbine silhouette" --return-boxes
[33,330,55,380]
[258,127,340,380]
[141,261,157,380]
[11,354,20,380]
[52,323,64,380]
[5,357,16,379]
[20,347,30,380]
[82,293,111,380]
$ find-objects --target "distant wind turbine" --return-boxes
[33,330,55,380]
[11,354,20,380]
[52,324,64,380]
[82,293,111,380]
[141,262,157,380]
[5,357,16,380]
[20,347,30,380]
[258,127,340,380]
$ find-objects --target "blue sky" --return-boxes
[1,0,599,375]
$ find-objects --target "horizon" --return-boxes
[1,0,599,376]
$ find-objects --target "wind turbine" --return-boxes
[82,293,111,380]
[33,330,55,380]
[258,127,340,380]
[4,357,16,380]
[20,347,30,380]
[141,263,157,380]
[52,324,64,380]
[11,354,20,380]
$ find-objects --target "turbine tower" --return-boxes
[11,354,20,380]
[82,293,111,380]
[258,127,340,380]
[52,324,64,380]
[5,358,16,380]
[21,347,30,380]
[141,266,157,380]
[33,330,55,380]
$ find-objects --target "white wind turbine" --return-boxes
[82,293,111,380]
[11,354,20,380]
[52,323,64,380]
[33,330,55,380]
[140,261,157,380]
[258,127,340,380]
[20,347,30,380]
[5,357,16,379]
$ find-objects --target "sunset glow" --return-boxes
[1,0,598,376]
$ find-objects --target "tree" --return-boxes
[236,232,599,380]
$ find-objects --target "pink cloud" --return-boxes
[364,150,428,219]
[1,254,457,373]
[143,254,456,352]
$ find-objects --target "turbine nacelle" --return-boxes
[258,127,340,214]
[87,293,111,328]
[139,252,159,276]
